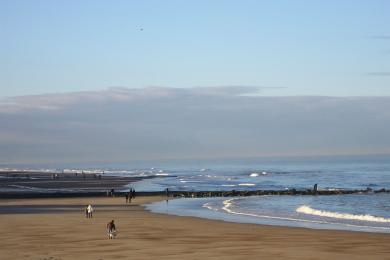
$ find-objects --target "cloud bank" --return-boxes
[1,87,390,164]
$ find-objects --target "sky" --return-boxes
[0,1,390,164]
[0,0,389,97]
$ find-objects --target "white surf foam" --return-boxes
[202,202,219,211]
[238,183,255,186]
[215,199,390,231]
[296,205,390,223]
[219,198,327,224]
[250,171,267,177]
[155,173,169,176]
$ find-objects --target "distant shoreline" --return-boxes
[0,170,159,196]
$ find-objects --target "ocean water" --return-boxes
[146,194,390,233]
[131,156,390,191]
[2,156,390,192]
[139,156,390,233]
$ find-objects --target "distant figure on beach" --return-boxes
[164,188,169,203]
[87,204,94,218]
[107,220,116,239]
[111,188,115,197]
[313,183,318,193]
[85,206,88,218]
[125,193,129,204]
[131,188,136,199]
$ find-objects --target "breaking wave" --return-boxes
[217,199,327,224]
[296,205,390,223]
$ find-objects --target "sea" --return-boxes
[2,155,390,233]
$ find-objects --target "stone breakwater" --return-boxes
[165,188,390,198]
[1,188,389,199]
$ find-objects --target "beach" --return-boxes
[0,196,389,260]
[0,170,155,195]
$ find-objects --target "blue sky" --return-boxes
[0,0,389,97]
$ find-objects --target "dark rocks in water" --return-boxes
[166,188,390,198]
[1,188,389,199]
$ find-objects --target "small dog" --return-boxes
[108,230,117,239]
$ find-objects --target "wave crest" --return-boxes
[296,205,390,223]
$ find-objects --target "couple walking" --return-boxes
[125,188,136,204]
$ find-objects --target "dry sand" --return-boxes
[0,196,389,260]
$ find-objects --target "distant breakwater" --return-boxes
[165,188,390,198]
[0,188,389,199]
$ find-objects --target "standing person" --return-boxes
[87,204,94,218]
[128,189,133,203]
[107,220,116,239]
[85,206,88,218]
[125,193,129,204]
[131,188,136,200]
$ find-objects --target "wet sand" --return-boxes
[0,171,156,195]
[0,196,389,259]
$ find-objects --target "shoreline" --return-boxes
[0,196,389,259]
[147,196,390,235]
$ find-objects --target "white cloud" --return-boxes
[0,87,389,164]
[0,86,261,113]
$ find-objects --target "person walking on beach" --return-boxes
[107,220,116,239]
[128,189,133,203]
[125,193,129,204]
[87,204,94,218]
[131,188,136,200]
